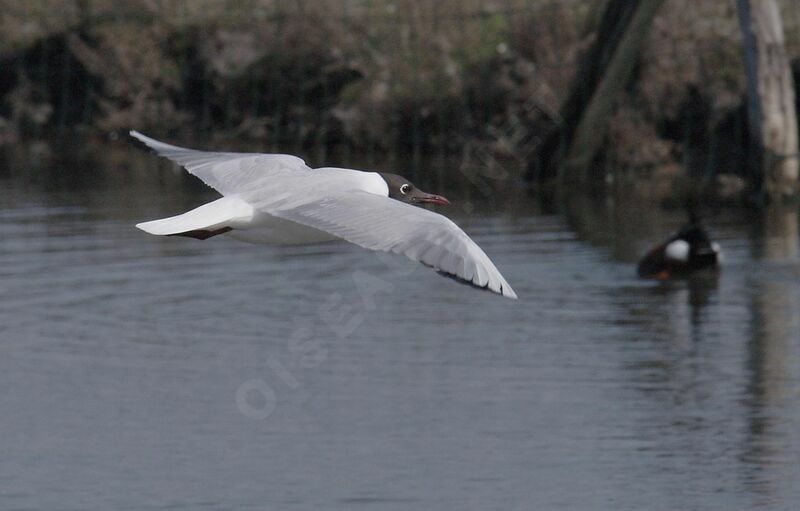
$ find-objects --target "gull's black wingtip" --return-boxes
[435,270,517,299]
[128,130,155,153]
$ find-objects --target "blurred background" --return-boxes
[1,1,800,510]
[1,0,799,198]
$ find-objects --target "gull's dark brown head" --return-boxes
[378,173,450,207]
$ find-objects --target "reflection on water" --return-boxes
[742,206,800,503]
[1,141,799,510]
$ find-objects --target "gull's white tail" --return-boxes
[136,196,254,239]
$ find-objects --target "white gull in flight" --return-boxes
[131,131,517,299]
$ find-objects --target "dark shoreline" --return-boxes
[1,1,799,202]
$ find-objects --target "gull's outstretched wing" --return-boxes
[130,130,311,195]
[256,190,517,299]
[131,131,516,298]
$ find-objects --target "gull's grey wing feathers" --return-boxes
[258,190,517,299]
[130,130,311,195]
[131,131,516,298]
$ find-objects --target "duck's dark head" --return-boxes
[676,223,711,245]
[379,173,450,206]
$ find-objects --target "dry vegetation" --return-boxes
[1,0,799,183]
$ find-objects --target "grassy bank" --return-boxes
[1,0,799,196]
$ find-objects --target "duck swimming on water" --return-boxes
[637,210,721,280]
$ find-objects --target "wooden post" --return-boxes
[737,0,799,200]
[527,0,665,184]
[561,0,664,182]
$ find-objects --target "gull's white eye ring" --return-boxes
[400,184,410,195]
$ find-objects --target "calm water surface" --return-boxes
[1,141,799,510]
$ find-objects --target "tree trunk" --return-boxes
[527,0,664,184]
[737,0,799,200]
